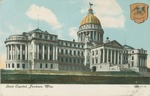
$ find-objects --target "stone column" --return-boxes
[111,50,113,64]
[25,45,28,60]
[97,32,99,41]
[37,44,39,60]
[89,32,91,41]
[48,45,50,60]
[114,50,116,64]
[117,51,120,65]
[144,57,147,67]
[95,32,97,41]
[93,31,95,41]
[83,32,85,42]
[42,44,45,60]
[53,45,56,60]
[120,52,123,64]
[33,43,36,60]
[20,45,22,60]
[11,45,13,60]
[107,49,109,63]
[99,33,101,41]
[55,46,58,60]
[98,49,101,63]
[103,49,105,63]
[79,33,81,42]
[7,45,8,60]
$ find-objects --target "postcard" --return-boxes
[0,0,150,96]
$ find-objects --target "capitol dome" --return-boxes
[80,7,101,27]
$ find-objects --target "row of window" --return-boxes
[92,49,122,56]
[92,53,122,64]
[58,57,84,64]
[35,33,57,41]
[80,24,100,30]
[59,41,84,48]
[60,65,85,70]
[8,54,26,60]
[8,44,26,50]
[38,45,53,50]
[40,63,53,69]
[59,49,84,56]
[6,63,25,69]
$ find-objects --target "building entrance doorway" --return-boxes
[92,66,96,72]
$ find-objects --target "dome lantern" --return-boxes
[80,3,101,27]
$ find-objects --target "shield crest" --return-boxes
[130,3,149,24]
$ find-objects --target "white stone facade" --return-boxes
[4,5,148,72]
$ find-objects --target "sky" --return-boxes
[0,0,150,68]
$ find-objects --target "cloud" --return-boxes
[8,24,22,34]
[81,0,126,28]
[0,53,6,69]
[68,27,78,41]
[26,4,62,30]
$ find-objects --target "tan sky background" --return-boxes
[0,55,150,69]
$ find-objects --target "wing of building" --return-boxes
[4,4,148,72]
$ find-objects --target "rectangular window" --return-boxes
[22,64,25,69]
[39,45,42,49]
[12,63,14,68]
[8,64,10,68]
[132,62,134,67]
[50,55,53,60]
[78,59,80,63]
[132,56,134,60]
[92,58,94,64]
[65,50,68,55]
[44,54,47,60]
[66,58,68,63]
[70,58,72,63]
[74,58,76,63]
[50,46,52,50]
[61,57,63,62]
[51,64,53,69]
[45,64,48,68]
[40,64,42,68]
[39,54,42,59]
[96,58,98,63]
[74,51,76,55]
[45,46,47,50]
[81,52,84,56]
[17,63,20,68]
[78,51,80,56]
[39,34,42,38]
[70,50,72,55]
[61,49,63,54]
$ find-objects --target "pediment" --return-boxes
[105,40,123,49]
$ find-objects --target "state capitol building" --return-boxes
[4,4,148,72]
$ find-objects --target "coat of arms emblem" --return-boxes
[130,3,149,24]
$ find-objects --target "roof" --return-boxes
[27,28,49,34]
[80,7,101,27]
[123,44,134,49]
